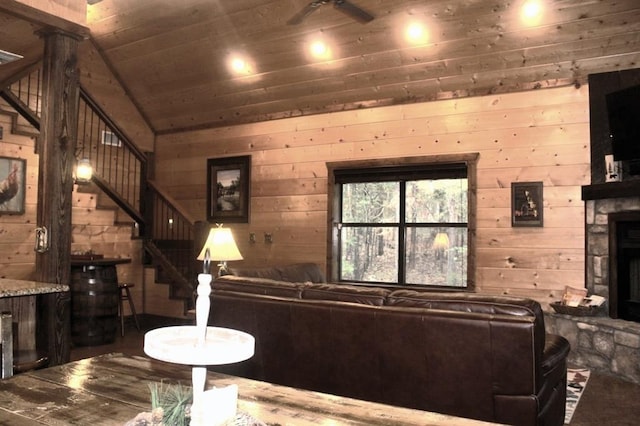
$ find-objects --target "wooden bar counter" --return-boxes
[0,278,70,367]
[0,353,500,425]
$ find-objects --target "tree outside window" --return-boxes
[333,161,470,288]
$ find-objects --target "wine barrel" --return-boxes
[70,264,119,346]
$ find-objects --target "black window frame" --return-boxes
[327,154,478,290]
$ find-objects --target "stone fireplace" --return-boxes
[608,212,640,322]
[583,182,640,322]
[545,180,640,385]
[549,69,640,384]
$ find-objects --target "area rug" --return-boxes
[565,368,591,424]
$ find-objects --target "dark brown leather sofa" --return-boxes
[208,264,570,426]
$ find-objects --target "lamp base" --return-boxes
[218,261,230,276]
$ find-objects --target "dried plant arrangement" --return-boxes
[124,381,192,426]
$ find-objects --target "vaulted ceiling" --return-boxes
[1,0,640,135]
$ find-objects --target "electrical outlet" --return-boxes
[249,232,256,243]
[264,233,273,244]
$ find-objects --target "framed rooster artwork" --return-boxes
[0,157,26,215]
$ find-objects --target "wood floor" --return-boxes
[70,316,640,426]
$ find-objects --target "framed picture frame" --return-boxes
[0,156,26,215]
[511,181,543,227]
[207,155,251,223]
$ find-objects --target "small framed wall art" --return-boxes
[207,155,251,223]
[0,156,26,215]
[511,181,543,227]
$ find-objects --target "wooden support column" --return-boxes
[35,29,80,286]
[34,30,80,365]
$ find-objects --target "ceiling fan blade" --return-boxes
[334,0,374,23]
[287,1,324,25]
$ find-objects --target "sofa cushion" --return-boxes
[277,263,326,283]
[228,263,326,283]
[227,266,283,281]
[386,290,540,317]
[214,275,304,298]
[386,290,547,359]
[302,283,390,306]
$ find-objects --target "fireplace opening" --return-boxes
[609,212,640,322]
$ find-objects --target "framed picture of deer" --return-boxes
[511,181,543,227]
[207,155,251,223]
[0,157,26,215]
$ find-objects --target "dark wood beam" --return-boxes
[35,30,81,291]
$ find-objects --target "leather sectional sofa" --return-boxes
[208,263,570,426]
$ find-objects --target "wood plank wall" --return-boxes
[155,85,590,305]
[78,40,155,153]
[0,108,39,279]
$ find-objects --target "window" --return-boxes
[101,130,122,147]
[328,155,477,289]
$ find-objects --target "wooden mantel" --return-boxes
[582,180,640,201]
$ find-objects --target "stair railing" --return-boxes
[3,64,199,301]
[77,90,147,234]
[0,63,42,130]
[144,180,198,300]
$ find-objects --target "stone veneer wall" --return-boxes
[545,313,640,385]
[585,197,640,298]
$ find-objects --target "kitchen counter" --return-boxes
[0,278,69,297]
[0,278,70,366]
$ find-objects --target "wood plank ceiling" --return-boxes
[1,0,640,135]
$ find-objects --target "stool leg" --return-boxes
[124,286,141,331]
[119,287,125,337]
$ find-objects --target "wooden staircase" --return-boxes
[0,107,38,139]
[72,184,189,318]
[2,66,197,315]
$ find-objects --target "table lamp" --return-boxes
[144,223,254,426]
[196,225,243,276]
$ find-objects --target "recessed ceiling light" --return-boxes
[227,54,254,76]
[306,33,336,62]
[405,21,429,45]
[521,1,544,25]
[310,40,331,59]
[0,49,23,65]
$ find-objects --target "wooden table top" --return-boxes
[0,353,499,425]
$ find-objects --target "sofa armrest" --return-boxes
[541,334,570,373]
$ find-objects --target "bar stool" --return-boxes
[118,283,140,336]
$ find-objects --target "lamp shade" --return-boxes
[197,227,243,262]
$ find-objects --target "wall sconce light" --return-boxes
[75,158,93,184]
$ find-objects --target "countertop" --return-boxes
[70,257,131,266]
[0,278,70,298]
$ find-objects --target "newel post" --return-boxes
[34,29,82,366]
[35,29,81,285]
